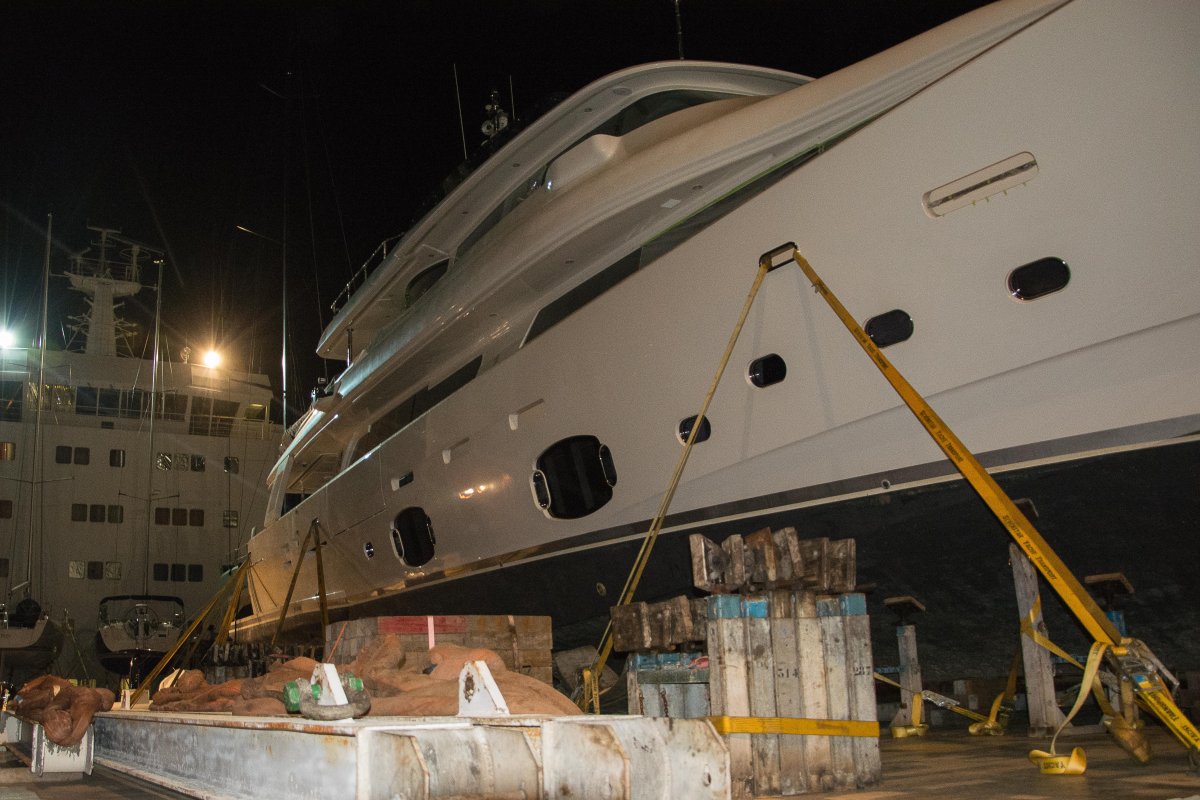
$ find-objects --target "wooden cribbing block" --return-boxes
[794,592,834,791]
[817,597,855,788]
[707,594,754,800]
[769,591,806,794]
[840,594,881,787]
[690,529,857,594]
[744,594,780,797]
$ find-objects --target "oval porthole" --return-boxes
[391,506,435,567]
[532,435,615,519]
[363,541,375,559]
[1008,257,1069,301]
[748,354,787,388]
[677,415,711,444]
[864,309,914,348]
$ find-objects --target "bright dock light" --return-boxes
[202,349,222,368]
[0,329,15,348]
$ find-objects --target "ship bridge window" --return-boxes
[121,389,146,418]
[864,310,914,348]
[391,506,435,567]
[531,435,617,519]
[244,403,266,421]
[1008,257,1070,301]
[190,397,239,437]
[0,380,22,422]
[155,392,188,421]
[97,388,120,417]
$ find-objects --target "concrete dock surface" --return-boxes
[0,720,1196,799]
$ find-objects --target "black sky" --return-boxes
[0,0,989,415]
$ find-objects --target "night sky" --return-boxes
[1,0,989,417]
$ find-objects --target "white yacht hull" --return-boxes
[243,0,1200,676]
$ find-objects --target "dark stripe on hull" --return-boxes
[251,439,1200,681]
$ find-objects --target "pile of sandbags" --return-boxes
[10,675,115,747]
[148,636,578,717]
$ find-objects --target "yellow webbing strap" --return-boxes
[1028,641,1109,775]
[578,250,775,710]
[708,715,879,738]
[970,646,1021,735]
[782,245,1200,758]
[1019,598,1119,718]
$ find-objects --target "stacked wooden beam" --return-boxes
[325,615,553,684]
[690,527,856,594]
[615,527,877,797]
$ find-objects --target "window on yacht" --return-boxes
[107,505,123,524]
[531,435,617,519]
[405,259,449,308]
[0,442,13,461]
[748,354,787,388]
[191,455,206,472]
[87,561,103,579]
[71,503,86,522]
[0,380,21,422]
[865,310,914,348]
[677,415,711,445]
[0,559,7,577]
[153,563,168,581]
[89,504,105,523]
[244,403,266,421]
[154,507,170,525]
[189,509,204,527]
[188,564,203,582]
[1009,257,1070,301]
[391,507,435,568]
[224,456,240,474]
[171,564,186,581]
[110,449,125,467]
[223,510,239,528]
[172,508,187,526]
[155,452,173,470]
[75,386,98,415]
[55,446,71,464]
[0,500,11,518]
[73,447,89,465]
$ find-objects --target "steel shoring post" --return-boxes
[783,243,1200,758]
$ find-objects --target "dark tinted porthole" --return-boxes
[391,507,435,567]
[677,415,711,444]
[1008,257,1070,301]
[864,309,914,348]
[363,541,375,559]
[533,435,616,519]
[748,354,787,388]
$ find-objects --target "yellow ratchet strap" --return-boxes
[1028,641,1109,775]
[776,244,1200,761]
[708,715,879,738]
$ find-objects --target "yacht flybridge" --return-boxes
[244,0,1200,674]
